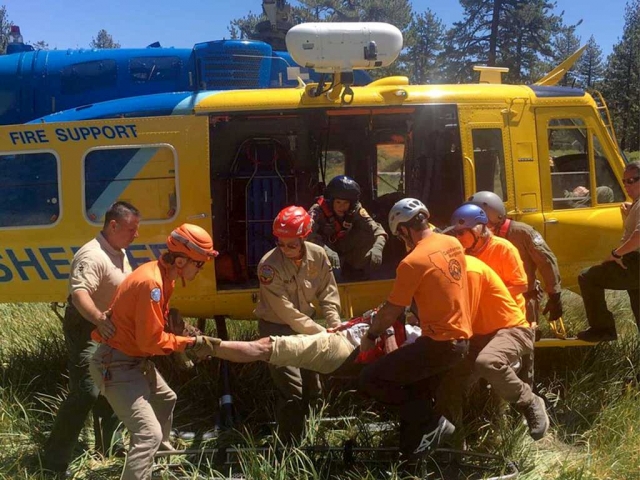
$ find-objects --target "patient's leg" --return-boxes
[214,337,273,363]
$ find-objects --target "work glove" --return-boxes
[171,351,195,371]
[367,236,386,270]
[188,335,222,360]
[367,244,384,270]
[542,292,563,321]
[325,247,341,270]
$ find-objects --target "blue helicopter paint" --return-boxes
[2,40,371,126]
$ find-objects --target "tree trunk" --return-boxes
[488,0,502,66]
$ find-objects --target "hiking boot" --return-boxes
[518,394,549,441]
[412,416,456,456]
[576,328,617,343]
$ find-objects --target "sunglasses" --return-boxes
[192,260,205,269]
[276,240,300,250]
[452,229,469,237]
[622,176,640,186]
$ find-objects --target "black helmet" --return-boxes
[324,175,361,203]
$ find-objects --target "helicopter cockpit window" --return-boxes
[0,151,60,228]
[61,60,117,95]
[546,117,621,209]
[471,129,507,200]
[592,134,625,204]
[83,145,178,224]
[129,57,182,83]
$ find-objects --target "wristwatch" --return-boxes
[611,249,622,259]
[385,327,395,336]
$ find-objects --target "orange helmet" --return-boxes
[167,224,219,262]
[272,206,312,238]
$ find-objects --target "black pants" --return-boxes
[43,303,121,471]
[359,336,468,423]
[579,252,640,332]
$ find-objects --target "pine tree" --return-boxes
[546,24,581,85]
[442,0,569,83]
[404,9,445,84]
[602,0,640,151]
[90,29,121,49]
[576,35,604,88]
[31,40,49,50]
[0,5,12,55]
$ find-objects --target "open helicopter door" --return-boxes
[227,138,297,280]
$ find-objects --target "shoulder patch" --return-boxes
[359,207,370,218]
[258,265,275,285]
[531,231,545,246]
[150,287,162,303]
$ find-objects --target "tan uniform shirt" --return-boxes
[502,220,562,294]
[621,199,640,250]
[254,242,342,334]
[68,233,132,312]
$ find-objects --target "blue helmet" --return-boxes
[448,204,488,231]
[324,175,361,203]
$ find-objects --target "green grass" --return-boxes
[0,293,638,479]
[625,150,639,163]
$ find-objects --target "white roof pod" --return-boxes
[285,22,403,73]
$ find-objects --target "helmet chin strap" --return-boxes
[176,262,187,287]
[467,226,488,254]
[399,230,416,252]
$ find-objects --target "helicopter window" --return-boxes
[0,151,60,228]
[83,145,177,224]
[471,129,507,200]
[548,119,593,209]
[61,60,117,95]
[592,134,625,204]
[322,150,345,181]
[129,56,182,83]
[377,141,405,197]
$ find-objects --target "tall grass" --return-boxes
[0,293,638,479]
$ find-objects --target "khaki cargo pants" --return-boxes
[90,344,175,480]
[436,326,535,426]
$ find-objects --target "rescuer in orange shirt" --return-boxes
[446,204,528,312]
[358,198,472,460]
[89,224,220,480]
[437,256,549,441]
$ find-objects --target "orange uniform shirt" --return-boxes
[465,256,528,335]
[474,235,527,313]
[388,232,472,341]
[92,259,192,357]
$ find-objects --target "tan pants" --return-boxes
[270,331,356,374]
[436,326,535,425]
[90,344,176,480]
[474,326,535,407]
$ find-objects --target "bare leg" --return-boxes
[214,337,273,363]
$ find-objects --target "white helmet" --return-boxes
[388,198,430,236]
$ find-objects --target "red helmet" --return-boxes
[167,224,219,262]
[273,206,312,238]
